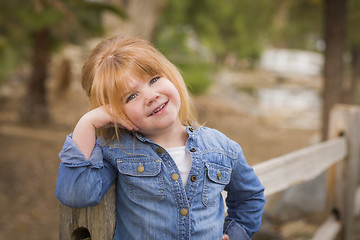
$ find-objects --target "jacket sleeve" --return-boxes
[224,145,265,240]
[56,134,117,208]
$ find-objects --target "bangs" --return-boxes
[112,56,164,101]
[90,51,164,110]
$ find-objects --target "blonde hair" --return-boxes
[81,35,197,139]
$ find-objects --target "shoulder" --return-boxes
[196,126,236,144]
[195,126,242,154]
[197,126,229,138]
[99,130,137,146]
[99,131,147,156]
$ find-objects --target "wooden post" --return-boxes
[59,184,116,240]
[326,104,360,240]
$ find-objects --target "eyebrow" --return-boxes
[122,88,134,99]
[121,74,156,99]
[121,80,138,98]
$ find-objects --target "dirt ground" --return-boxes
[0,83,356,239]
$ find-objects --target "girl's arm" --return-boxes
[56,148,117,208]
[224,148,265,240]
[72,106,138,159]
[56,106,138,208]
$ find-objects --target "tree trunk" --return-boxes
[103,0,167,41]
[21,28,51,123]
[344,47,360,104]
[55,58,71,95]
[322,0,347,140]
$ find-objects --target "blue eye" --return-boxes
[126,93,137,103]
[149,76,160,85]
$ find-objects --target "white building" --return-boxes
[260,48,323,77]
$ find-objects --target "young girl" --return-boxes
[56,35,265,240]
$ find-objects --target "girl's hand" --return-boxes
[84,105,139,131]
[222,234,230,240]
[72,105,139,159]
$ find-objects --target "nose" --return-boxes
[145,88,159,106]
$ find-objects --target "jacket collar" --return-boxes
[133,126,198,144]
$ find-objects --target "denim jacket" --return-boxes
[56,126,265,240]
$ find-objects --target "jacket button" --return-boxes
[171,173,179,181]
[189,127,194,132]
[190,148,196,152]
[180,208,188,216]
[137,165,144,173]
[157,147,164,154]
[190,175,197,182]
[217,172,222,180]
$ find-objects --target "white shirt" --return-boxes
[166,146,192,187]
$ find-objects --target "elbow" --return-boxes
[249,184,266,211]
[56,166,103,208]
[258,187,266,206]
[56,182,102,208]
[56,186,101,208]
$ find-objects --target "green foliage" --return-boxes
[269,0,360,53]
[155,0,276,95]
[16,7,63,30]
[0,39,17,80]
[177,62,213,96]
[156,0,275,62]
[271,0,323,51]
[0,0,125,82]
[347,0,360,48]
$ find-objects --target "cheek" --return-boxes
[123,106,142,123]
[172,90,181,108]
[165,83,180,101]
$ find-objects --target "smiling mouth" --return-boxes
[149,102,167,116]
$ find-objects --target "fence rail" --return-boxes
[59,104,360,240]
[252,104,360,240]
[253,137,347,197]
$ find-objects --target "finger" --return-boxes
[222,234,230,240]
[101,106,139,131]
[128,122,140,131]
[116,119,139,132]
[121,120,139,131]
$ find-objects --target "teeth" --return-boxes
[151,103,165,115]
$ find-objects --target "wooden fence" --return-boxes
[59,104,360,240]
[254,104,360,240]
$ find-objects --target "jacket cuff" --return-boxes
[58,134,104,168]
[224,220,251,240]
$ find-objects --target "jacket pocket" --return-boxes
[203,162,232,207]
[117,157,165,201]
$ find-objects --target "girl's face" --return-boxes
[121,75,182,139]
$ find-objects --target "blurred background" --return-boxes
[0,0,359,239]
